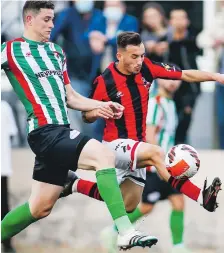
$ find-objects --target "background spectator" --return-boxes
[101,0,138,69]
[167,8,201,144]
[197,0,224,149]
[1,100,18,253]
[141,2,168,62]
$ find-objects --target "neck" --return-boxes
[116,62,131,75]
[155,25,166,34]
[23,30,46,42]
[158,87,172,99]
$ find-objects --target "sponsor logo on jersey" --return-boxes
[35,70,63,79]
[141,77,151,90]
[116,91,124,98]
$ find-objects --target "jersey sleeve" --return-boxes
[146,97,162,127]
[1,43,8,69]
[62,51,70,85]
[144,57,182,80]
[89,76,108,101]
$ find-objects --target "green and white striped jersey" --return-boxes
[146,95,178,153]
[1,37,70,133]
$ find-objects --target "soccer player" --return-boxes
[61,32,222,220]
[1,2,158,250]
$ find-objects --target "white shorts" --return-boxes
[103,139,146,187]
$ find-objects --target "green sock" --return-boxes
[170,210,184,245]
[1,202,37,241]
[96,168,133,234]
[127,207,144,223]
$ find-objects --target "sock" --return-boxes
[127,207,144,223]
[170,210,184,245]
[96,168,133,235]
[168,176,201,201]
[1,202,37,241]
[77,179,103,201]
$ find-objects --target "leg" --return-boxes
[135,142,221,212]
[168,194,185,246]
[1,176,14,250]
[1,180,62,241]
[77,139,158,248]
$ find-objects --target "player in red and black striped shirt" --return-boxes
[61,32,222,220]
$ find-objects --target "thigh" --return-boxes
[103,139,143,171]
[78,138,115,171]
[120,178,144,212]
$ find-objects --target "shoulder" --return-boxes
[123,14,138,23]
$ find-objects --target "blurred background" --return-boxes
[1,1,224,253]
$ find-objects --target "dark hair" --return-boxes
[117,32,142,49]
[142,2,167,31]
[169,8,188,18]
[23,1,55,21]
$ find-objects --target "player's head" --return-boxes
[157,78,181,94]
[116,32,145,75]
[169,9,189,31]
[142,2,167,32]
[23,1,55,41]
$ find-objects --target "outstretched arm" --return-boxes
[181,70,224,84]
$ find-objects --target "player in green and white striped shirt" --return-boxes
[1,1,157,249]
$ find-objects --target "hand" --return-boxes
[104,101,124,119]
[89,30,107,54]
[89,39,105,54]
[214,73,224,84]
[92,104,114,120]
[89,31,107,42]
[184,106,192,114]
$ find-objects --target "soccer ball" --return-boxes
[165,144,200,179]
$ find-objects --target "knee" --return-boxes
[29,200,54,219]
[139,203,154,215]
[125,200,139,213]
[151,146,165,163]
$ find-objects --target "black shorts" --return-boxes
[28,124,91,186]
[142,171,181,205]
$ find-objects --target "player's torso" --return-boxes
[102,63,153,142]
[155,96,177,152]
[5,40,69,132]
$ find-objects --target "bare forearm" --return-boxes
[67,89,102,111]
[181,70,217,83]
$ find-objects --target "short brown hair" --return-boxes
[117,32,142,49]
[23,1,55,21]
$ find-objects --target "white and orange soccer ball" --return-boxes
[165,144,200,179]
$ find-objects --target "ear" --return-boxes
[116,51,121,61]
[25,15,33,26]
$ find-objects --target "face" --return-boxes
[26,8,54,40]
[117,43,145,74]
[170,10,189,30]
[143,8,163,30]
[157,79,181,93]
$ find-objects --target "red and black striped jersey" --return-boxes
[89,57,182,142]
